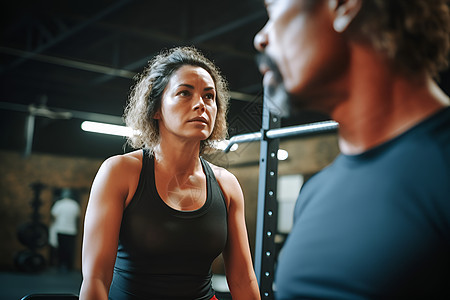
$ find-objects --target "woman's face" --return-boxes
[155,65,217,144]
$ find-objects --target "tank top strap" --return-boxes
[200,156,214,178]
[141,148,154,177]
[200,156,228,213]
[123,149,152,213]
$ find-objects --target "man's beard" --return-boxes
[263,83,291,118]
[257,54,292,118]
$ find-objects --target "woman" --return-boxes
[79,46,261,300]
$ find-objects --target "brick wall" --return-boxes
[0,150,103,271]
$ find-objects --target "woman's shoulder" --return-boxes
[205,161,243,207]
[206,161,237,183]
[99,149,143,176]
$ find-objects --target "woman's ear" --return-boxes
[153,111,161,120]
[329,0,362,33]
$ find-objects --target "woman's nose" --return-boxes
[254,25,268,52]
[193,97,206,111]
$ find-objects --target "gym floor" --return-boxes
[0,267,82,300]
[0,268,232,300]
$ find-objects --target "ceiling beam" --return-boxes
[0,0,135,75]
[0,101,123,124]
[0,46,135,79]
[190,10,266,44]
[0,46,256,102]
[87,10,265,88]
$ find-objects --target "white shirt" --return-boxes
[51,198,80,236]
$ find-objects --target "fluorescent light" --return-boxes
[277,149,289,160]
[81,121,134,137]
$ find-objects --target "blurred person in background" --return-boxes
[50,188,80,272]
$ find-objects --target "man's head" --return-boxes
[254,0,450,116]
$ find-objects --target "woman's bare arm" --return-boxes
[79,153,141,300]
[212,165,261,300]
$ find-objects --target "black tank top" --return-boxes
[109,149,228,300]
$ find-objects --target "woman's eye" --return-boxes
[178,90,191,97]
[204,93,215,100]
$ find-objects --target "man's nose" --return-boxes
[254,25,268,52]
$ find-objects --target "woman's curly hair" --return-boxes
[124,46,229,155]
[348,0,450,77]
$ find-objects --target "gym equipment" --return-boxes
[17,222,48,249]
[14,249,46,273]
[224,102,338,299]
[15,182,49,272]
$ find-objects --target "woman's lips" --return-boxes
[188,117,208,124]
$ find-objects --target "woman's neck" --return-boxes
[153,139,202,175]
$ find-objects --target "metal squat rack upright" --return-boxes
[224,98,338,299]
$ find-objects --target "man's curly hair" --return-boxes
[348,0,450,77]
[124,46,229,155]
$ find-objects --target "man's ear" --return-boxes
[329,0,362,33]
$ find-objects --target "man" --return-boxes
[254,0,450,299]
[51,188,80,272]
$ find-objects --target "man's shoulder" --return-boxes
[418,107,450,168]
[428,106,450,143]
